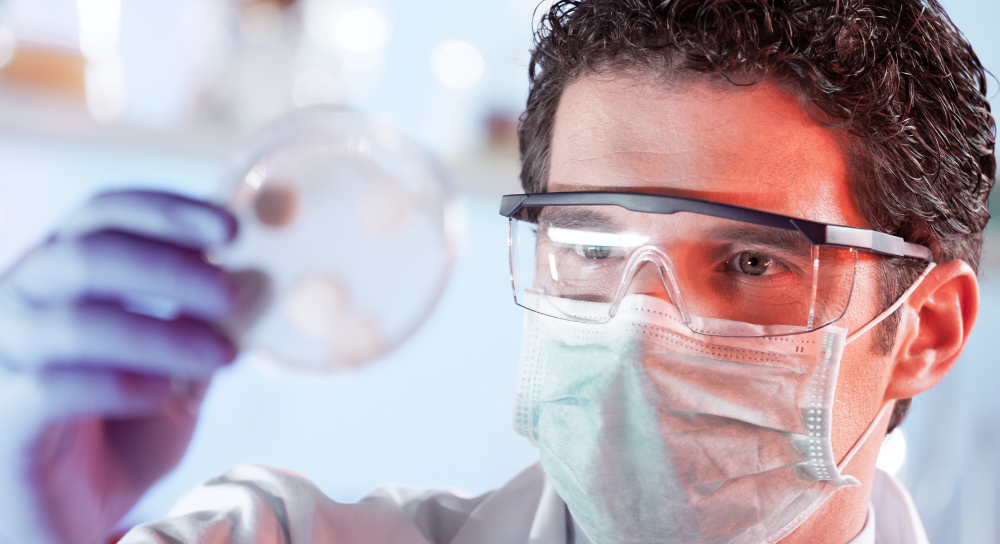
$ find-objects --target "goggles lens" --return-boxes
[510,205,857,336]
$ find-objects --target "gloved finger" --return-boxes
[55,190,237,249]
[14,368,175,420]
[9,232,236,320]
[0,301,236,378]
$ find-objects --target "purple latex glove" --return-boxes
[0,191,247,544]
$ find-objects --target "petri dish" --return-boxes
[214,107,459,372]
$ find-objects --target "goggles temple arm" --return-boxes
[845,262,937,345]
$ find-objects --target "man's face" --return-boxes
[547,73,895,540]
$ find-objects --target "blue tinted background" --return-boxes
[0,0,994,541]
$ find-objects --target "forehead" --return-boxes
[548,74,867,228]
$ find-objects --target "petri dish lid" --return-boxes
[215,107,459,372]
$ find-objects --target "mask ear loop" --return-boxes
[837,401,893,472]
[837,261,936,470]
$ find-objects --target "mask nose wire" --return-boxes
[607,246,688,321]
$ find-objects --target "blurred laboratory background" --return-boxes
[0,0,995,542]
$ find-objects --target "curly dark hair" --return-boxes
[518,0,996,432]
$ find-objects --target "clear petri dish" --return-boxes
[214,107,458,372]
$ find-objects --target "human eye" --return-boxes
[573,244,620,260]
[721,250,792,278]
[547,227,647,252]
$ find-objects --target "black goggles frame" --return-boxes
[499,192,934,262]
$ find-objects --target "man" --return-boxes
[0,0,993,543]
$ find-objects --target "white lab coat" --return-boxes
[120,463,928,544]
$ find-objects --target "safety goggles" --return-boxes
[499,192,933,337]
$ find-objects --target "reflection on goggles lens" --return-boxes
[546,226,650,248]
[512,206,856,336]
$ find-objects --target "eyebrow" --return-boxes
[708,225,810,252]
[537,207,624,231]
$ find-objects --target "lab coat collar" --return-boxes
[448,465,927,544]
[843,469,929,544]
[869,469,929,544]
[449,462,566,544]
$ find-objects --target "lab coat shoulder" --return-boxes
[122,463,929,544]
[121,464,457,544]
[119,463,558,544]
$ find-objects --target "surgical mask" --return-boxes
[513,264,933,544]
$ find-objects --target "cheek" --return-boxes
[829,256,894,458]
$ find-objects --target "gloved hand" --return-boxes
[0,190,248,544]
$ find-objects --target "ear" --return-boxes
[884,260,979,401]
